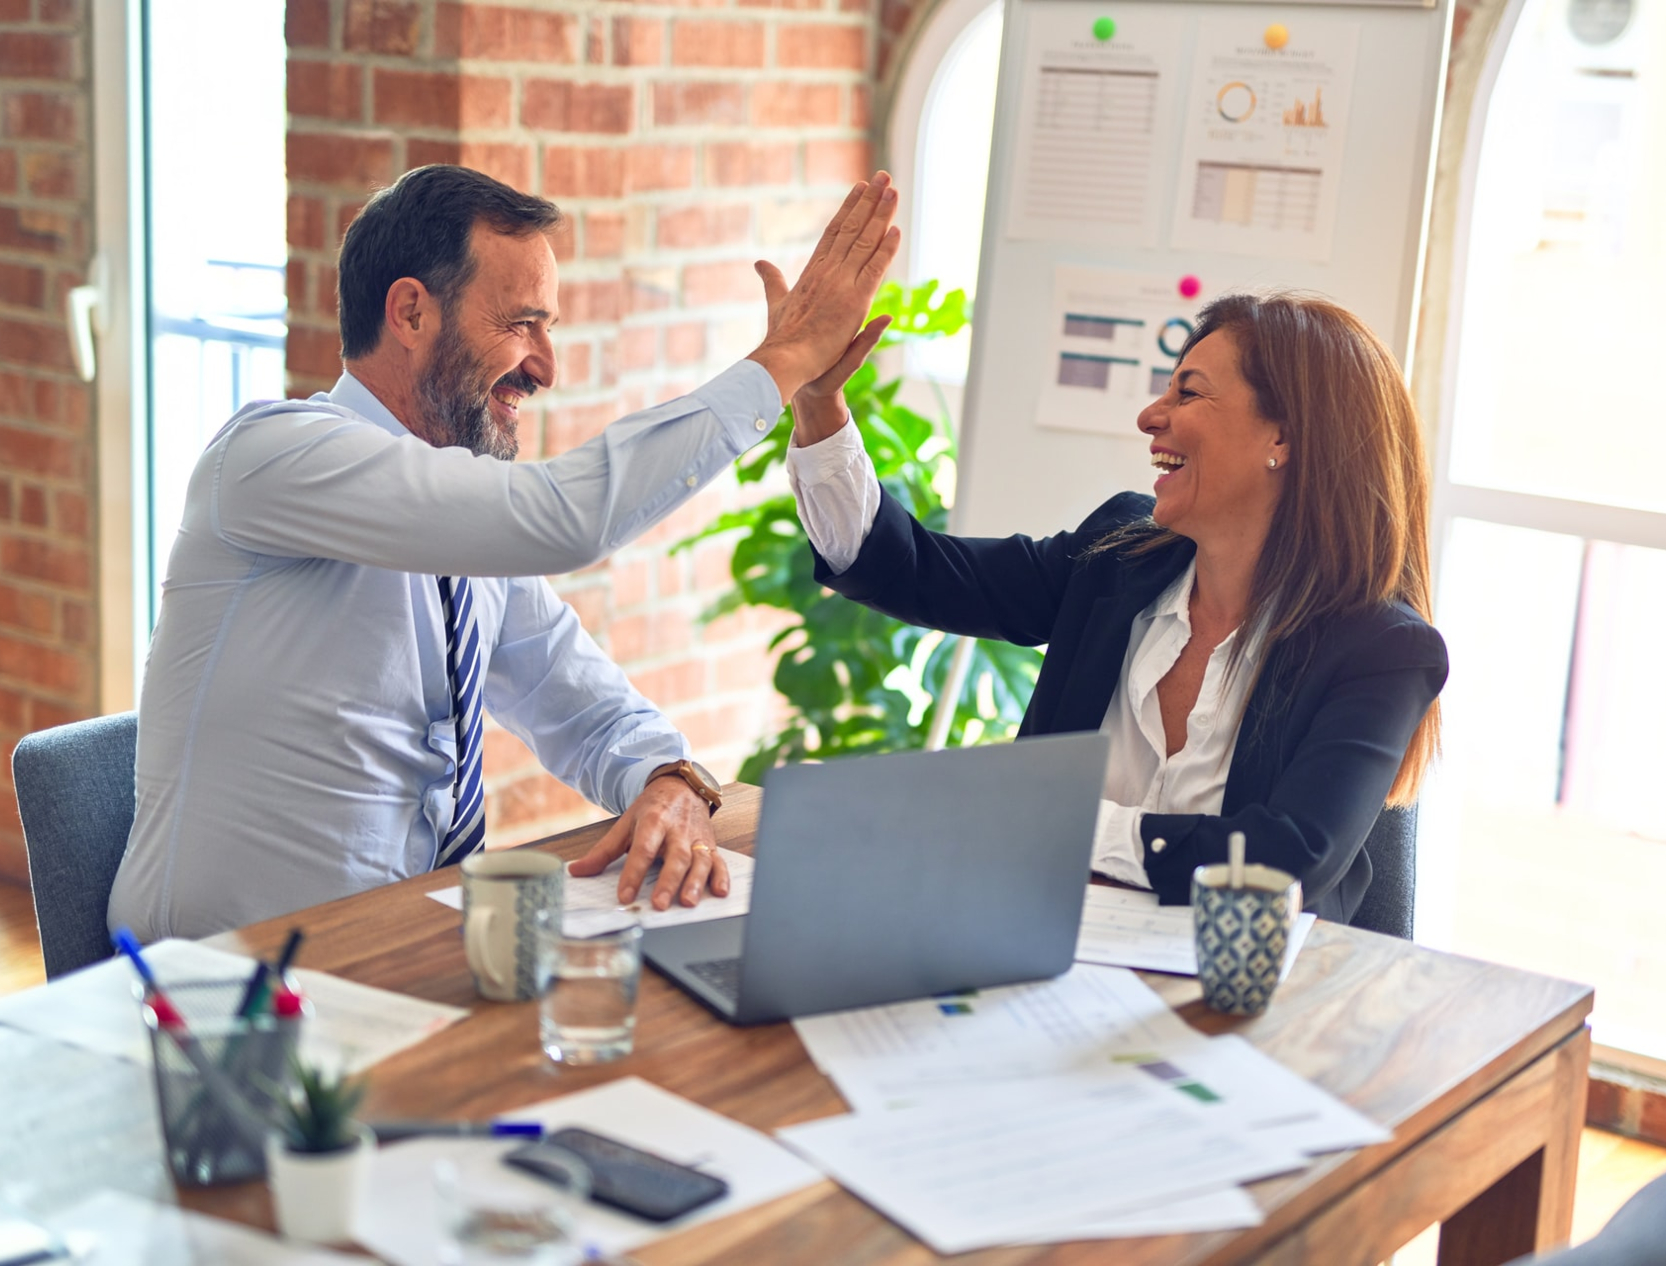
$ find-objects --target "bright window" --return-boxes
[143,0,288,624]
[891,0,1003,384]
[1424,0,1666,1062]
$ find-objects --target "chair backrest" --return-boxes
[1351,803,1417,940]
[12,711,139,979]
[1503,1169,1666,1265]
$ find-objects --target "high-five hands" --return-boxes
[747,172,901,405]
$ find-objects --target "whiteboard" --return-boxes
[954,0,1453,538]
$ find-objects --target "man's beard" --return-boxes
[414,322,539,460]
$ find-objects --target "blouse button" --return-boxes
[1150,837,1167,854]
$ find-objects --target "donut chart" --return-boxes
[1215,81,1256,123]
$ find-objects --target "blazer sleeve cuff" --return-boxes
[1140,813,1206,905]
[810,488,916,598]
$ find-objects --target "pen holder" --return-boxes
[143,979,305,1187]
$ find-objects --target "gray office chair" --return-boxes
[1504,1171,1666,1265]
[12,711,139,979]
[1351,804,1416,940]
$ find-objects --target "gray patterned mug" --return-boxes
[460,851,565,1002]
[1191,863,1302,1017]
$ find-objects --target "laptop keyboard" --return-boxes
[687,956,743,1002]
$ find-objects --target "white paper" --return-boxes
[1006,4,1186,246]
[793,962,1199,1072]
[1108,1035,1388,1159]
[37,1189,361,1264]
[0,939,465,1075]
[792,964,1206,1115]
[426,847,754,932]
[356,1076,824,1266]
[1170,17,1361,262]
[1035,266,1213,438]
[777,1072,1300,1255]
[1075,885,1318,981]
[1023,1185,1262,1242]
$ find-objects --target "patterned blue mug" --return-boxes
[1191,863,1302,1017]
[461,851,565,1002]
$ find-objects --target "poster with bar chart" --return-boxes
[1036,266,1211,438]
[1006,6,1186,248]
[1169,18,1360,263]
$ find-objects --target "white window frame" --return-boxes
[1431,0,1666,558]
[90,0,150,713]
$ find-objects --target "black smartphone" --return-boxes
[504,1128,730,1223]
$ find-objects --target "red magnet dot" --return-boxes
[1178,275,1201,299]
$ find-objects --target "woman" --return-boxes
[784,292,1447,923]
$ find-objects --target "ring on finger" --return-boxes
[691,844,713,856]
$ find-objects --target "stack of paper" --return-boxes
[783,964,1387,1253]
[426,847,755,933]
[1075,884,1318,978]
[0,939,466,1075]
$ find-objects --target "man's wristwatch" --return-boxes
[647,759,723,816]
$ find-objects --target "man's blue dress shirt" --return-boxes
[109,362,780,940]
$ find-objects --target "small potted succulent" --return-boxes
[264,1060,373,1245]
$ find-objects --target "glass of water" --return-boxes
[434,1147,590,1266]
[536,908,643,1065]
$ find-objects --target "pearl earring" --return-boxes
[1267,457,1278,469]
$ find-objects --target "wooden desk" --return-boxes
[188,785,1591,1266]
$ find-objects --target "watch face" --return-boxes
[689,761,721,795]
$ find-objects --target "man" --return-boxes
[109,164,899,940]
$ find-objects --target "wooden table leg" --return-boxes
[1437,1026,1590,1266]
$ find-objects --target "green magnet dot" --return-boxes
[1092,16,1116,41]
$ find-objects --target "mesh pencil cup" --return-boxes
[142,978,306,1186]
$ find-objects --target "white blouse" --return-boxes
[786,421,1262,888]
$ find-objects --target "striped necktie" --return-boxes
[435,575,486,867]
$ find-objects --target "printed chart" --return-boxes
[1035,266,1211,437]
[1170,19,1360,262]
[1006,6,1186,247]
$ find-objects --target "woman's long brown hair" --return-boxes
[1115,292,1440,805]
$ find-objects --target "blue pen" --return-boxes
[112,927,160,993]
[369,1120,545,1144]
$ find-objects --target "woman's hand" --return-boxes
[791,314,891,448]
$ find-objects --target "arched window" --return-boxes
[1425,0,1666,1062]
[887,0,1003,385]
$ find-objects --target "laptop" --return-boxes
[643,731,1111,1025]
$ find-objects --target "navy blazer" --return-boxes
[813,490,1450,924]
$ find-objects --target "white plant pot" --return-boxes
[265,1123,374,1246]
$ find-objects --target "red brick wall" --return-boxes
[285,0,895,845]
[0,0,95,884]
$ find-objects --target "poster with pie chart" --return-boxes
[1034,266,1216,438]
[1170,17,1361,263]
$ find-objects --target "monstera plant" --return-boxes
[677,281,1044,783]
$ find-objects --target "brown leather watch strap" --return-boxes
[646,759,722,815]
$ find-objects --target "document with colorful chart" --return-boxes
[1034,266,1213,438]
[1005,2,1186,248]
[1169,16,1361,262]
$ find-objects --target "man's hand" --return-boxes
[567,775,730,911]
[748,172,902,404]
